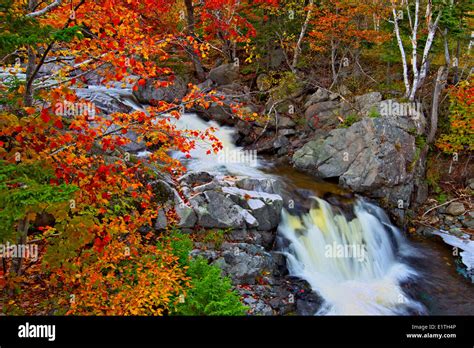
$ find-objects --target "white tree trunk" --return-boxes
[291,0,314,72]
[392,0,442,102]
[409,11,441,101]
[392,7,410,98]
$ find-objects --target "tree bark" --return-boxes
[184,0,206,81]
[428,66,448,144]
[11,218,30,276]
[392,7,410,98]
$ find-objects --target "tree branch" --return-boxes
[26,0,62,18]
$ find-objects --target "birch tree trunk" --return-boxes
[392,0,442,102]
[291,0,314,73]
[392,7,410,98]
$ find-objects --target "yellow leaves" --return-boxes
[0,113,19,128]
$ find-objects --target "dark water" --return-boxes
[265,163,474,315]
[410,237,474,315]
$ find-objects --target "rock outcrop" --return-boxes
[154,172,284,232]
[132,76,188,105]
[293,96,427,212]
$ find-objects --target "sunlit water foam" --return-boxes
[279,198,425,315]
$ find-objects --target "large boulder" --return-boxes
[189,191,246,229]
[354,92,382,116]
[133,76,187,105]
[74,88,132,115]
[213,243,275,285]
[377,99,426,135]
[209,63,240,86]
[235,177,284,195]
[293,113,423,208]
[194,83,253,126]
[152,180,197,230]
[222,187,284,231]
[176,173,285,231]
[304,100,351,130]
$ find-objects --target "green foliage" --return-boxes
[269,71,303,101]
[416,135,427,149]
[166,228,194,266]
[426,158,443,194]
[439,0,473,40]
[436,193,448,204]
[0,75,23,109]
[368,107,380,118]
[203,229,227,248]
[339,114,359,128]
[175,257,248,316]
[0,161,78,242]
[167,232,247,316]
[0,1,82,55]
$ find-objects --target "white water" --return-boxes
[169,114,264,176]
[177,108,427,315]
[279,198,425,315]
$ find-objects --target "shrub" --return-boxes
[168,232,247,316]
[175,257,248,316]
[436,78,474,154]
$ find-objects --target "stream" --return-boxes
[82,85,474,315]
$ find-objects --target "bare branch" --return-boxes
[26,0,62,18]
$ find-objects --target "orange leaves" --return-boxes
[309,0,390,52]
[65,237,189,315]
[24,107,36,115]
[53,119,64,129]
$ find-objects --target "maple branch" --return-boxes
[24,0,86,106]
[48,96,213,157]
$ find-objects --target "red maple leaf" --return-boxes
[40,109,51,123]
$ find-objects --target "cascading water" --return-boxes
[168,114,264,176]
[278,198,426,315]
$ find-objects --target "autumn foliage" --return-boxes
[1,0,471,317]
[0,0,233,315]
[436,77,474,154]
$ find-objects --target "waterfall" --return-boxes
[278,198,425,315]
